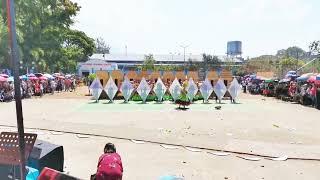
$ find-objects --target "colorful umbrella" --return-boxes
[57,75,65,79]
[0,76,7,82]
[38,76,48,80]
[43,73,54,79]
[0,74,9,78]
[34,73,44,77]
[53,73,61,77]
[28,73,36,77]
[7,76,14,82]
[279,78,290,83]
[307,75,317,83]
[29,76,38,80]
[296,73,314,82]
[20,75,28,80]
[315,74,320,86]
[255,76,266,80]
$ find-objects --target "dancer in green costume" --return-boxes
[176,80,191,109]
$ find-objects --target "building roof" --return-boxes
[89,54,244,63]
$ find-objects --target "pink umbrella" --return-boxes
[0,76,7,82]
[57,75,65,79]
[307,75,317,83]
[29,76,38,80]
[38,76,47,80]
[0,74,9,78]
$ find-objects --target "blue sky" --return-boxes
[73,0,320,57]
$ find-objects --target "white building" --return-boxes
[77,53,244,76]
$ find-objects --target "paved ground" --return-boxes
[1,87,320,179]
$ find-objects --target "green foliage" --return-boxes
[310,41,320,55]
[88,73,97,81]
[276,46,308,59]
[0,0,95,73]
[202,54,221,70]
[279,57,304,75]
[142,54,156,70]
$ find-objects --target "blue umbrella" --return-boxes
[7,76,14,82]
[286,70,297,75]
[20,75,29,80]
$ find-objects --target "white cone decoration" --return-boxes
[214,79,227,101]
[104,77,118,101]
[169,78,181,102]
[137,77,151,103]
[90,78,103,101]
[120,77,134,102]
[187,78,198,102]
[200,78,213,102]
[153,78,166,102]
[228,78,241,101]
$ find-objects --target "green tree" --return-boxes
[96,37,110,54]
[0,0,95,73]
[142,54,156,70]
[310,41,320,54]
[276,46,307,59]
[202,53,220,70]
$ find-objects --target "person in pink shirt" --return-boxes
[310,83,317,107]
[93,143,123,180]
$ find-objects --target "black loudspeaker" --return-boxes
[28,140,64,172]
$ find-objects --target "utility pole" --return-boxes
[180,45,189,70]
[6,0,26,179]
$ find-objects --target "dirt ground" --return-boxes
[0,86,320,180]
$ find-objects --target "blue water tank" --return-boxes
[227,41,242,56]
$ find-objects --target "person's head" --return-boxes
[104,143,116,153]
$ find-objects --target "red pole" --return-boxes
[6,0,26,179]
